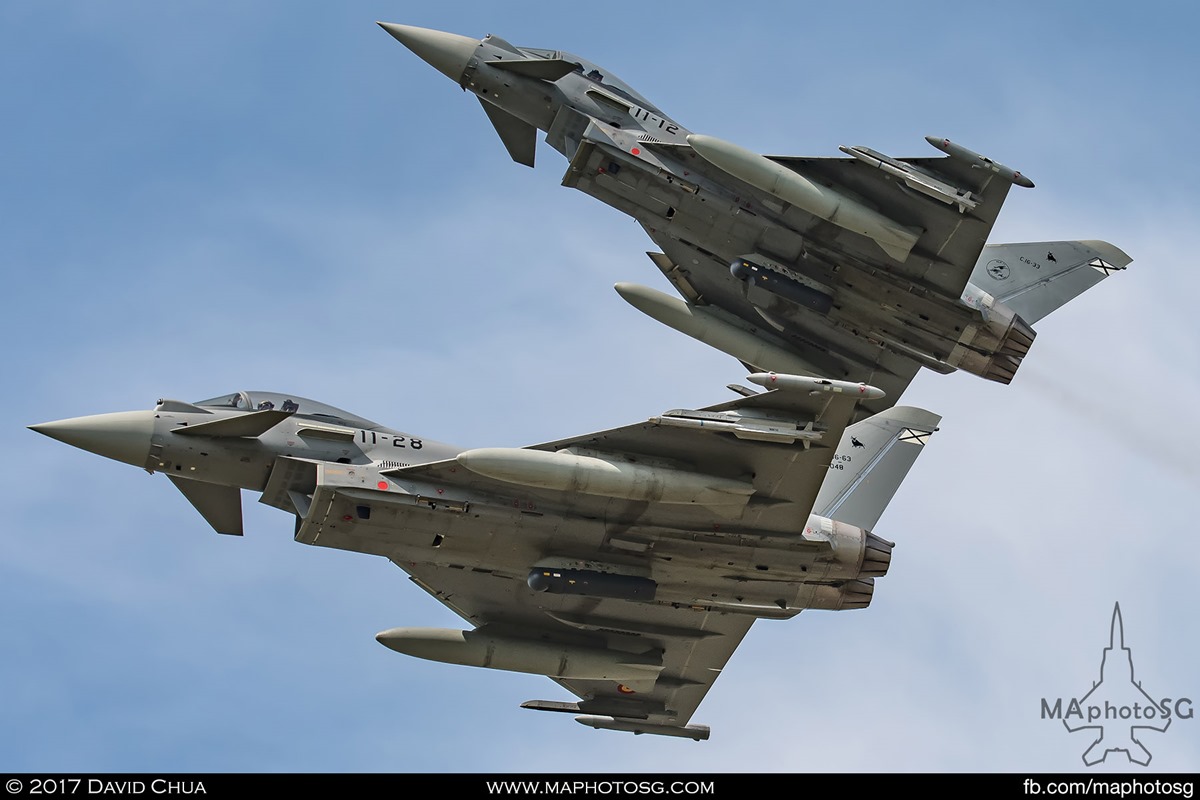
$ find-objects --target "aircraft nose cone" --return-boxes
[29,410,155,468]
[377,22,478,84]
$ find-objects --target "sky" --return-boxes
[3,0,1198,774]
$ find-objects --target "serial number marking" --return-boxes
[629,106,679,136]
[358,430,423,449]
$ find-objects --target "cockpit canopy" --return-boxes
[519,47,665,116]
[194,392,382,429]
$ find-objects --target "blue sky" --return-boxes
[3,1,1198,773]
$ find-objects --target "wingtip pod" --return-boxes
[926,135,1034,188]
[747,372,886,400]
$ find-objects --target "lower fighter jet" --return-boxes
[31,378,938,739]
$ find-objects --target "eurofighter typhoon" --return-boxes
[379,23,1131,411]
[34,21,1129,744]
[32,379,938,739]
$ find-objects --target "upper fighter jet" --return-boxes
[380,23,1132,414]
[32,377,938,739]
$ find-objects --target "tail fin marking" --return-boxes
[813,406,941,531]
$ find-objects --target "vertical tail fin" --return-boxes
[813,406,941,530]
[970,240,1132,324]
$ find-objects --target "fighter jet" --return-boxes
[31,377,939,739]
[380,23,1132,414]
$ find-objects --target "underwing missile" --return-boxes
[649,409,822,444]
[925,136,1035,188]
[838,144,979,212]
[687,134,922,261]
[575,716,711,741]
[746,372,886,400]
